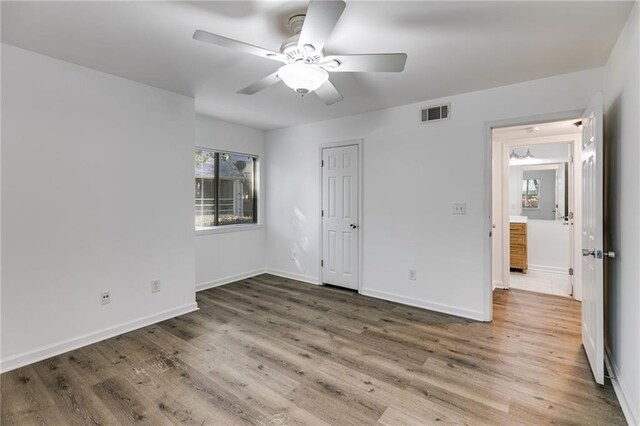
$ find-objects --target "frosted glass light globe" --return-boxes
[278,63,329,94]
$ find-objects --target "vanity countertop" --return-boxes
[510,216,528,223]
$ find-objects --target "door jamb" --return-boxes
[318,139,364,292]
[484,110,583,322]
[498,136,580,296]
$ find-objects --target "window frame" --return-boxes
[195,147,259,235]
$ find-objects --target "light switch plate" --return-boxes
[452,202,467,215]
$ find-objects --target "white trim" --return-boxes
[528,264,570,274]
[492,280,505,289]
[0,302,199,373]
[195,224,263,236]
[318,139,364,291]
[196,269,266,291]
[605,346,639,426]
[360,288,484,321]
[265,269,322,286]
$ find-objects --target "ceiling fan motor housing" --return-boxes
[281,14,323,64]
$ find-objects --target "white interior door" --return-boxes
[322,145,359,290]
[581,93,605,384]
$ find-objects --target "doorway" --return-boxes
[320,141,362,290]
[487,95,606,385]
[491,120,583,299]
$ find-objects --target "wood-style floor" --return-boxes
[1,274,625,425]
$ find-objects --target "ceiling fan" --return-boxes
[193,0,407,105]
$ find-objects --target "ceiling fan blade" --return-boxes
[193,30,285,62]
[237,72,281,95]
[321,53,408,72]
[297,0,346,53]
[314,80,343,105]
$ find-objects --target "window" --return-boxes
[195,148,257,230]
[522,178,540,209]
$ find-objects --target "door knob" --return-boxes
[350,223,358,229]
[603,251,616,259]
[582,249,595,257]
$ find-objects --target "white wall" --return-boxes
[194,115,266,290]
[603,3,640,424]
[527,220,570,273]
[265,67,603,321]
[508,165,524,216]
[1,44,197,371]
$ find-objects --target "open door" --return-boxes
[581,93,608,384]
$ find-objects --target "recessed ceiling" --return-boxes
[1,1,634,130]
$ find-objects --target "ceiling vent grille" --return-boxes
[420,103,450,123]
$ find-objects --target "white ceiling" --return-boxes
[493,119,582,141]
[1,1,634,130]
[509,142,570,165]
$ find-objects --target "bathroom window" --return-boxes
[522,178,540,209]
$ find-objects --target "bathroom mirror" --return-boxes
[519,163,568,221]
[508,142,571,221]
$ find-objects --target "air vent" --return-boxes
[420,103,450,123]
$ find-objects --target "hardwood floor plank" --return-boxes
[90,376,168,425]
[1,276,626,425]
[31,356,120,425]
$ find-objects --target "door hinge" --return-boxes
[569,267,574,276]
[321,209,324,217]
[321,260,324,267]
[321,160,324,167]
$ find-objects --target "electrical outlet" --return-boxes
[452,202,467,215]
[151,280,161,293]
[100,291,111,305]
[409,269,417,280]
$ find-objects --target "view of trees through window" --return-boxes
[195,148,257,229]
[522,178,540,209]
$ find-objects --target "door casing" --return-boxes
[319,139,364,291]
[494,136,581,298]
[484,110,584,321]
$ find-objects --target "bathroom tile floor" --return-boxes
[509,270,572,297]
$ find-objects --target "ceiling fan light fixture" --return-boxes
[278,63,328,95]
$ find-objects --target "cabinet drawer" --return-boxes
[510,256,527,269]
[510,233,527,246]
[510,245,526,255]
[510,223,527,236]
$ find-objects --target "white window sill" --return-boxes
[195,224,263,236]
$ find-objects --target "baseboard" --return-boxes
[605,345,639,426]
[359,288,484,321]
[0,302,199,373]
[528,264,569,274]
[265,268,322,285]
[196,269,266,292]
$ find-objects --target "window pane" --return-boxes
[218,153,255,225]
[195,148,216,229]
[522,178,540,209]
